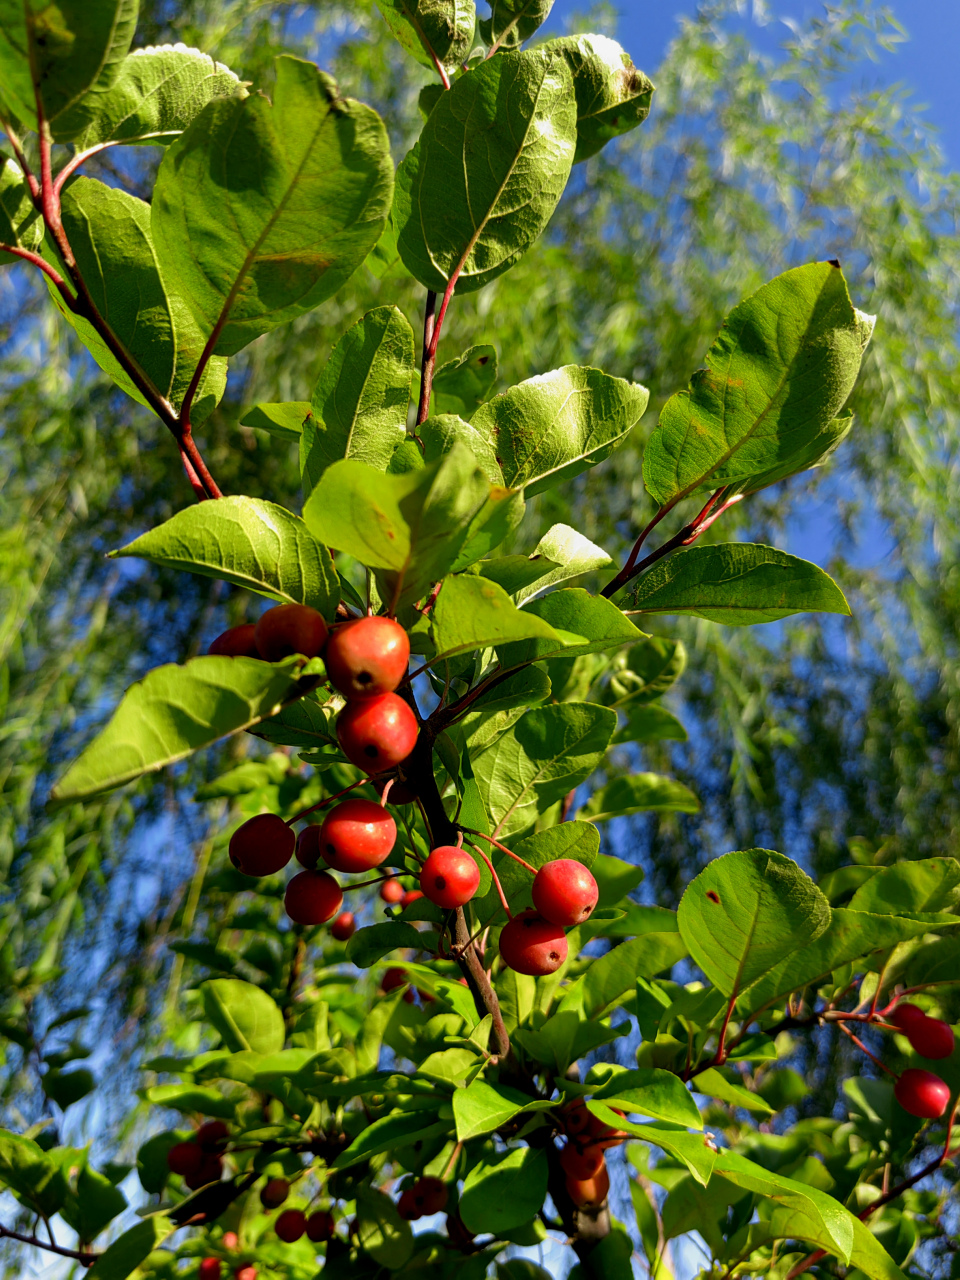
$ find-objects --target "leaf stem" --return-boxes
[465,829,537,875]
[416,289,439,426]
[466,841,513,918]
[53,142,114,195]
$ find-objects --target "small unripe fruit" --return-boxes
[420,846,480,909]
[306,1210,336,1242]
[222,1233,239,1249]
[560,1143,605,1180]
[199,1260,222,1280]
[167,1140,202,1177]
[532,860,599,927]
[229,814,294,877]
[566,1162,610,1210]
[331,911,356,942]
[295,825,321,869]
[255,603,328,662]
[209,624,259,658]
[889,1002,926,1030]
[380,878,404,903]
[894,1068,951,1119]
[412,1176,448,1215]
[235,1268,257,1280]
[196,1119,229,1151]
[284,870,343,926]
[325,616,410,698]
[905,1015,955,1060]
[319,799,396,873]
[275,1209,307,1243]
[260,1178,289,1209]
[337,693,418,774]
[397,1187,421,1220]
[185,1154,222,1190]
[401,889,424,908]
[499,910,568,976]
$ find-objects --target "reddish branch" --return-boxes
[8,104,222,500]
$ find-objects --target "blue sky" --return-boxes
[547,0,960,169]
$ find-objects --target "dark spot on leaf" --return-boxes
[706,890,720,904]
[478,356,490,365]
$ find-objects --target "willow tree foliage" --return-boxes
[1,1,959,1278]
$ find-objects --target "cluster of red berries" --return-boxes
[397,1175,449,1219]
[220,613,417,930]
[496,859,600,977]
[259,1177,337,1243]
[888,1002,955,1119]
[198,1232,256,1280]
[558,1099,625,1210]
[166,1120,229,1190]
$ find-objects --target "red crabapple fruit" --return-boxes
[284,870,343,926]
[904,1015,955,1060]
[275,1209,306,1243]
[208,624,259,658]
[420,846,480,909]
[324,616,410,698]
[532,859,599,927]
[380,878,404,903]
[560,1143,605,1180]
[894,1068,951,1119]
[260,1178,289,1209]
[306,1211,336,1242]
[337,694,418,773]
[330,911,356,942]
[229,814,294,877]
[499,910,568,976]
[254,603,327,662]
[319,799,396,873]
[566,1162,610,1210]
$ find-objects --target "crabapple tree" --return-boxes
[0,3,958,1279]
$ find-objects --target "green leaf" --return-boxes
[431,573,576,661]
[603,636,687,707]
[612,704,688,745]
[0,157,42,264]
[152,55,393,356]
[472,366,648,497]
[346,923,426,968]
[472,702,616,836]
[677,849,831,998]
[453,1079,553,1141]
[43,1066,95,1109]
[591,853,646,907]
[48,176,226,420]
[394,49,577,293]
[517,1009,628,1070]
[136,1132,182,1195]
[433,345,498,419]
[356,1185,415,1270]
[334,1110,445,1168]
[200,979,285,1054]
[0,0,138,135]
[73,1165,128,1242]
[592,1106,716,1186]
[139,1084,235,1118]
[240,401,311,440]
[0,1130,68,1216]
[375,0,475,74]
[739,908,955,1021]
[112,496,339,617]
[544,34,655,163]
[735,413,854,496]
[642,262,875,508]
[251,693,338,750]
[302,306,415,493]
[691,1066,774,1114]
[498,588,643,668]
[86,1216,173,1280]
[459,1146,549,1234]
[590,1068,703,1129]
[63,44,244,147]
[484,0,554,46]
[52,653,322,801]
[628,543,850,624]
[561,933,689,1018]
[847,858,960,915]
[303,445,515,609]
[578,774,700,823]
[712,1149,855,1263]
[421,412,505,483]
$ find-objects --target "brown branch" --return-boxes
[0,1222,98,1264]
[454,907,511,1061]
